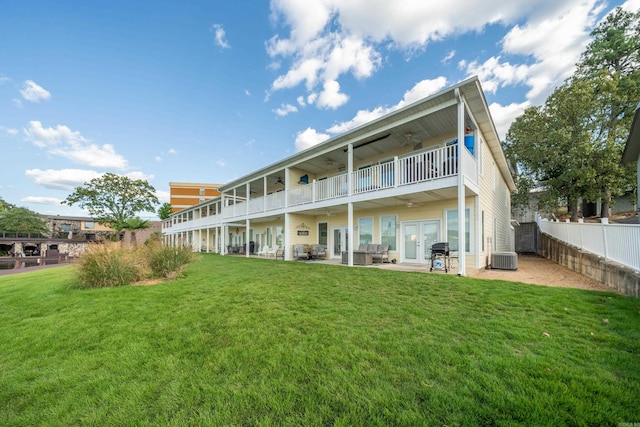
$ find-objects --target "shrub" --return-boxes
[144,242,194,279]
[75,243,145,287]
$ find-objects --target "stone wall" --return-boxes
[539,232,640,297]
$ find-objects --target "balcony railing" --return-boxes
[165,145,477,232]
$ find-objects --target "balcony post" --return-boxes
[394,156,399,188]
[312,179,316,202]
[455,87,466,276]
[347,144,353,196]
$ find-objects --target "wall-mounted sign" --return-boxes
[297,230,309,236]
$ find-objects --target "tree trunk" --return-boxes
[130,231,137,248]
[600,189,611,218]
[569,197,579,222]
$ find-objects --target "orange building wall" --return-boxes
[169,182,221,212]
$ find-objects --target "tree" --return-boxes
[158,202,172,220]
[120,216,151,248]
[63,173,159,227]
[0,197,15,212]
[0,206,49,234]
[574,6,640,217]
[504,79,598,220]
[505,7,640,220]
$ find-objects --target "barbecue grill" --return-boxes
[429,242,450,273]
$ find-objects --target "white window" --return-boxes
[358,217,373,245]
[380,214,397,251]
[445,208,471,253]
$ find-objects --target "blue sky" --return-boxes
[1,0,637,218]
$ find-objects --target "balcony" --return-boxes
[166,145,477,232]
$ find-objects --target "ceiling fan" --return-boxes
[274,177,285,185]
[404,199,423,208]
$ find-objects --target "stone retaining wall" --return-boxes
[539,232,640,297]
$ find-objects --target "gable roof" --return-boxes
[220,76,515,192]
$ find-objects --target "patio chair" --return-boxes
[256,245,269,257]
[266,246,278,258]
[372,244,389,263]
[311,244,327,259]
[293,244,310,260]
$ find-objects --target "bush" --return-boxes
[75,242,195,287]
[144,242,194,279]
[75,243,144,288]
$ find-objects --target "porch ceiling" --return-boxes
[225,76,515,196]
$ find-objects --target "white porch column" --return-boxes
[284,212,291,260]
[245,218,250,258]
[246,183,250,215]
[474,195,480,270]
[284,167,290,207]
[222,225,227,256]
[263,176,267,212]
[347,143,353,196]
[206,227,210,253]
[348,202,354,266]
[198,229,202,252]
[215,226,219,254]
[455,88,466,276]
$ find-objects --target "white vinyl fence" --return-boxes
[536,216,640,273]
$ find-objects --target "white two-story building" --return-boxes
[162,76,516,275]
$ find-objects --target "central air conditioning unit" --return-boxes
[491,252,518,270]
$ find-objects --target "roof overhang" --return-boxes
[218,76,516,192]
[622,102,640,163]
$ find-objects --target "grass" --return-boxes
[0,254,639,426]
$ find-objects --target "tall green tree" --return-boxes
[0,206,49,234]
[505,7,640,220]
[574,6,640,217]
[157,202,172,220]
[63,173,159,227]
[504,79,598,220]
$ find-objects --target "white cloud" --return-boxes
[23,121,128,170]
[212,24,231,49]
[25,169,153,192]
[25,168,102,191]
[167,148,177,154]
[12,98,22,108]
[21,196,64,205]
[296,95,306,106]
[244,89,251,96]
[488,101,530,141]
[156,190,170,203]
[0,126,18,135]
[273,103,299,116]
[20,80,51,102]
[442,50,456,63]
[216,159,227,167]
[327,77,447,134]
[155,156,162,162]
[267,0,611,137]
[125,171,154,181]
[622,0,640,11]
[294,127,330,151]
[316,80,349,109]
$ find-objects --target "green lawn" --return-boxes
[1,254,639,426]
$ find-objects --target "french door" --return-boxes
[401,220,440,264]
[331,226,349,258]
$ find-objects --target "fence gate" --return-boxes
[515,222,538,254]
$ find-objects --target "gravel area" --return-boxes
[469,254,618,294]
